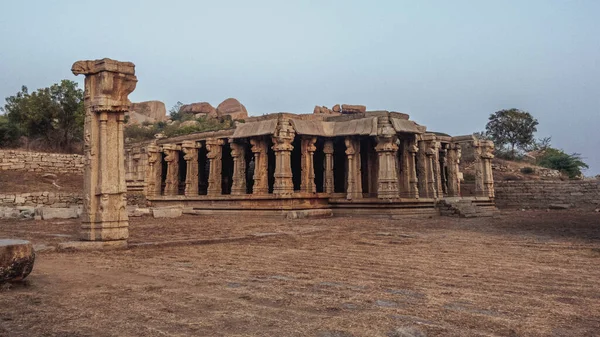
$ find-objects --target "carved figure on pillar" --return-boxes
[480,140,495,198]
[146,143,162,197]
[206,138,224,196]
[72,58,137,242]
[272,118,295,196]
[181,140,200,196]
[300,136,317,193]
[229,140,247,195]
[345,137,362,199]
[323,140,335,194]
[163,144,180,196]
[375,135,400,199]
[250,137,269,195]
[404,137,420,199]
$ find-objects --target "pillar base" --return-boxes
[80,221,129,241]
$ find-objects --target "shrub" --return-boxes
[520,167,534,174]
[537,148,588,179]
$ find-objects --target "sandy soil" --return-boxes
[0,210,599,336]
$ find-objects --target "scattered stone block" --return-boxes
[40,207,78,220]
[152,207,182,218]
[0,239,35,283]
[548,204,571,210]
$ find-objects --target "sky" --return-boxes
[1,0,599,175]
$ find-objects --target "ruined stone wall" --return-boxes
[495,180,600,209]
[0,192,83,208]
[0,150,84,173]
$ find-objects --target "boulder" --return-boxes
[126,111,156,125]
[341,104,366,114]
[332,104,341,113]
[216,98,248,120]
[180,102,217,118]
[0,239,35,283]
[180,120,198,128]
[130,101,167,121]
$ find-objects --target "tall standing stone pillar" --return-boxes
[300,136,317,193]
[345,137,362,199]
[72,58,137,242]
[431,141,443,197]
[375,135,400,199]
[206,138,224,196]
[272,119,295,196]
[181,140,199,196]
[146,143,162,197]
[163,144,180,196]
[323,140,334,194]
[417,137,437,199]
[250,137,269,195]
[446,143,461,197]
[400,136,419,198]
[477,140,495,198]
[230,141,247,195]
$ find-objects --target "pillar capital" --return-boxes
[375,135,399,153]
[72,58,137,112]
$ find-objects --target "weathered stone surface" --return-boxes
[216,98,248,120]
[129,100,167,122]
[332,104,341,113]
[57,240,127,251]
[180,102,217,117]
[180,120,198,128]
[72,58,135,242]
[0,150,84,173]
[152,207,182,218]
[40,207,79,220]
[495,181,600,209]
[341,104,366,114]
[0,239,35,283]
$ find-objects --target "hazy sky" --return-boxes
[1,0,598,174]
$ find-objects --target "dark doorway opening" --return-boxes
[198,142,209,195]
[291,137,302,191]
[178,151,187,195]
[221,143,233,195]
[333,137,346,193]
[160,152,167,195]
[313,138,325,193]
[267,138,275,194]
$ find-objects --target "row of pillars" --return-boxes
[143,127,490,200]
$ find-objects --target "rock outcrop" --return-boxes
[129,101,167,124]
[313,106,335,114]
[341,104,367,114]
[217,98,248,120]
[180,102,217,118]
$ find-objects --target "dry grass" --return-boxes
[0,210,599,336]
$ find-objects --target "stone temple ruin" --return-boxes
[73,58,496,244]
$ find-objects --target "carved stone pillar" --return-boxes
[439,145,448,196]
[375,135,400,199]
[300,136,317,193]
[473,140,494,198]
[72,58,136,242]
[446,143,461,197]
[426,143,439,199]
[345,137,362,199]
[323,140,334,194]
[206,138,224,196]
[272,119,295,196]
[431,141,443,197]
[250,137,269,195]
[230,140,247,195]
[145,143,162,197]
[400,136,419,199]
[163,144,180,196]
[417,137,437,199]
[181,140,199,196]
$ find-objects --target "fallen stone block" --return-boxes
[40,207,78,220]
[152,207,182,218]
[0,239,35,283]
[548,204,571,210]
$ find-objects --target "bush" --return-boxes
[520,167,534,174]
[537,148,588,179]
[124,124,158,142]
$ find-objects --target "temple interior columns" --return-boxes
[345,137,362,199]
[300,136,317,193]
[230,140,247,195]
[323,140,334,194]
[163,144,180,196]
[375,135,400,199]
[181,140,199,196]
[206,138,224,196]
[146,143,162,197]
[250,137,269,195]
[446,143,461,197]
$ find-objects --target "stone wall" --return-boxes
[0,150,84,173]
[495,180,600,209]
[0,192,83,208]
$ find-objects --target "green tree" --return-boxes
[168,101,185,121]
[1,80,84,151]
[485,108,538,158]
[537,148,588,179]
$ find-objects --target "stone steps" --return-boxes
[438,199,498,218]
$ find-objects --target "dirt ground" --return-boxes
[0,171,83,193]
[0,210,599,337]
